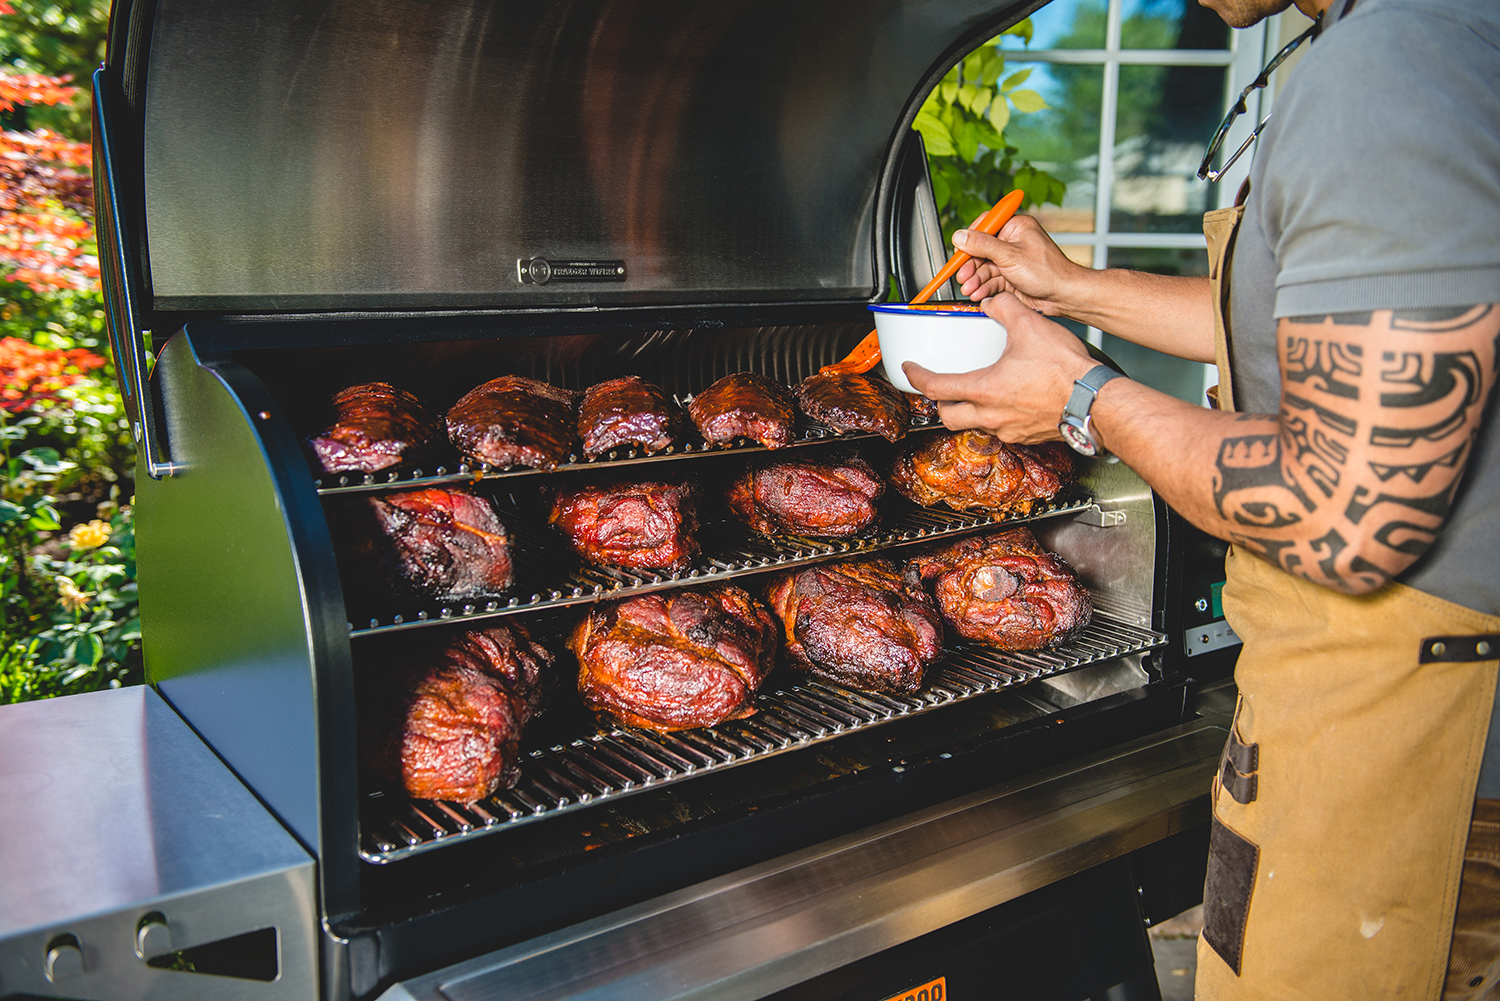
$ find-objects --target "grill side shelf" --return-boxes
[314,414,943,495]
[359,614,1167,864]
[343,493,1096,637]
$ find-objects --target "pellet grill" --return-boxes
[0,0,1244,998]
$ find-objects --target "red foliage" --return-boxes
[0,72,96,292]
[0,336,106,412]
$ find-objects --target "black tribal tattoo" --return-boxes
[1211,304,1500,594]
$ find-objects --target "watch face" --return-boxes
[1059,420,1099,457]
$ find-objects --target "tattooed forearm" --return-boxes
[1210,304,1500,593]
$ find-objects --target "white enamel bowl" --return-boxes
[870,303,1008,394]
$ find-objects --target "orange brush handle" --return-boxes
[909,188,1024,305]
[821,188,1024,377]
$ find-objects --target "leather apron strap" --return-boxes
[1195,201,1500,1000]
[1203,200,1245,413]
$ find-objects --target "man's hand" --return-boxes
[902,292,1096,443]
[952,215,1087,316]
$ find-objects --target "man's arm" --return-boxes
[906,297,1500,595]
[950,220,1218,364]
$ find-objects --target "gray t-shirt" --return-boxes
[1226,0,1500,792]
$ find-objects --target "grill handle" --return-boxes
[93,68,183,479]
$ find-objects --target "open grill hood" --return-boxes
[133,0,1039,314]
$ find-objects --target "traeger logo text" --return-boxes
[517,258,627,285]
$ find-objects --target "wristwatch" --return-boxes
[1058,364,1124,457]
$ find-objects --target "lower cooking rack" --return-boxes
[359,613,1165,863]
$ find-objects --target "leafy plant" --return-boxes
[913,20,1068,244]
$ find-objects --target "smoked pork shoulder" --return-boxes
[891,430,1076,515]
[549,479,699,572]
[362,624,553,803]
[905,528,1091,650]
[570,584,778,731]
[725,451,883,538]
[765,558,943,694]
[335,487,513,602]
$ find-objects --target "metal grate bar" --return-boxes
[317,415,944,495]
[346,493,1097,637]
[360,615,1167,863]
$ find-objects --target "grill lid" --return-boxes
[129,0,1032,314]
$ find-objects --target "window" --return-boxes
[992,0,1284,405]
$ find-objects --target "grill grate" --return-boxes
[360,613,1166,863]
[314,408,940,496]
[344,492,1101,636]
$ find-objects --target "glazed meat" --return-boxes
[891,430,1077,515]
[570,584,778,731]
[905,528,1092,650]
[336,488,513,601]
[726,452,883,537]
[688,372,796,450]
[446,375,579,470]
[549,480,699,571]
[795,371,910,442]
[765,559,942,694]
[578,376,682,458]
[308,382,442,474]
[362,624,552,802]
[904,392,940,421]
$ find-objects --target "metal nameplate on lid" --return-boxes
[517,258,627,284]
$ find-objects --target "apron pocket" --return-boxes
[1205,814,1260,975]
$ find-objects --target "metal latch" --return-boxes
[1074,504,1126,527]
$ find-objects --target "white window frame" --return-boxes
[1011,5,1291,402]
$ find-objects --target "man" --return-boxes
[903,0,1500,997]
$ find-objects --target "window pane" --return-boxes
[1120,0,1231,49]
[1004,63,1103,233]
[1110,64,1226,233]
[1000,0,1106,50]
[1100,246,1212,404]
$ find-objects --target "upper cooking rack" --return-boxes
[360,613,1166,864]
[343,492,1100,638]
[314,412,942,495]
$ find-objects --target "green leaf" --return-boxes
[980,50,1005,87]
[987,99,1012,135]
[973,121,1004,150]
[1009,89,1047,114]
[962,50,984,81]
[26,503,60,532]
[0,499,24,524]
[1001,19,1034,45]
[912,110,955,156]
[919,88,943,117]
[955,120,981,162]
[940,79,959,105]
[0,425,27,441]
[931,171,951,210]
[1001,68,1032,92]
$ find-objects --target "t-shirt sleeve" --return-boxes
[1259,3,1500,319]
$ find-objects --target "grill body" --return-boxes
[61,0,1238,996]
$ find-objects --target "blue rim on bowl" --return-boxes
[868,303,987,315]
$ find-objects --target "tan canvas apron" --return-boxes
[1194,201,1500,1000]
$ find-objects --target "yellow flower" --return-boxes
[67,519,110,550]
[56,576,94,611]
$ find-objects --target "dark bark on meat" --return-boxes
[891,430,1077,514]
[308,382,443,474]
[549,479,699,571]
[578,376,682,458]
[904,392,940,421]
[362,624,553,803]
[725,452,883,537]
[570,584,778,731]
[795,372,910,441]
[446,375,579,470]
[905,528,1092,650]
[765,559,943,694]
[334,488,513,602]
[688,372,796,449]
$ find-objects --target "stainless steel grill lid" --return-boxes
[139,0,1029,313]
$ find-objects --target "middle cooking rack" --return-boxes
[343,492,1103,637]
[360,612,1166,863]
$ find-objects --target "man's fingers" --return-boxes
[902,361,986,404]
[934,399,983,432]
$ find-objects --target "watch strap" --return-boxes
[1065,364,1124,419]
